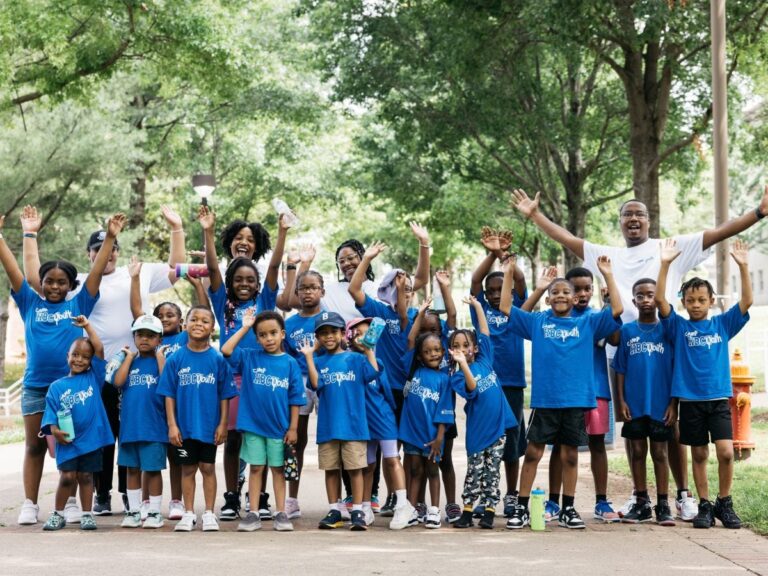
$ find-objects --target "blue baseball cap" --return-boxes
[314,311,346,332]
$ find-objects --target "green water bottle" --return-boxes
[530,487,546,531]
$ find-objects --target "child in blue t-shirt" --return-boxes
[112,314,167,529]
[502,254,623,530]
[656,238,752,530]
[300,311,379,531]
[0,211,124,526]
[40,316,114,531]
[451,296,517,530]
[612,278,677,526]
[221,310,306,532]
[157,306,238,533]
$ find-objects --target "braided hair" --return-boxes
[335,239,374,282]
[220,220,271,262]
[407,332,444,381]
[223,257,261,332]
[39,260,80,291]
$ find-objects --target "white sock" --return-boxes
[204,509,213,515]
[286,497,297,503]
[395,489,407,505]
[362,501,372,510]
[127,489,142,513]
[331,501,340,511]
[352,504,363,512]
[149,495,162,514]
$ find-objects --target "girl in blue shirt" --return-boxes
[0,211,124,526]
[40,316,114,531]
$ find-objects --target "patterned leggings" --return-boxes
[461,435,506,510]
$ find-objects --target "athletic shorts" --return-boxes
[59,448,103,473]
[117,441,167,471]
[241,432,284,467]
[227,374,243,431]
[679,400,732,447]
[318,440,367,471]
[367,439,399,464]
[171,439,217,465]
[621,416,675,443]
[502,386,526,462]
[21,386,48,416]
[585,398,610,436]
[527,408,587,447]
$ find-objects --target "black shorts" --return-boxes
[171,439,218,465]
[621,416,675,443]
[679,400,732,447]
[527,408,587,447]
[502,387,526,462]
[59,448,103,473]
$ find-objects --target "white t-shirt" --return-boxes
[583,232,711,324]
[322,280,379,322]
[74,263,172,358]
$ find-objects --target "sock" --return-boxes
[549,493,560,505]
[595,494,607,503]
[395,489,407,504]
[636,490,649,502]
[677,488,689,500]
[149,495,162,514]
[331,501,341,511]
[204,509,213,515]
[657,493,668,504]
[362,501,371,510]
[518,496,530,509]
[562,495,575,508]
[286,496,297,504]
[352,504,363,512]
[127,489,142,513]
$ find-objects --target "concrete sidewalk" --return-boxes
[1,417,767,576]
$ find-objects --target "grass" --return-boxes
[2,363,24,387]
[608,413,768,535]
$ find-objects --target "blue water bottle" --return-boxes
[361,317,386,349]
[105,350,127,385]
[57,409,76,442]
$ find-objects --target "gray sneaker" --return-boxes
[80,513,98,531]
[237,512,262,532]
[273,511,294,532]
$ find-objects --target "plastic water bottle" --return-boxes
[431,276,446,314]
[272,198,299,227]
[57,409,76,442]
[175,263,209,279]
[361,317,386,349]
[105,350,127,385]
[530,487,546,531]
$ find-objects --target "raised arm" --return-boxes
[435,270,457,329]
[0,216,25,293]
[162,205,185,285]
[199,205,223,292]
[521,266,557,312]
[349,242,386,307]
[186,275,210,309]
[408,299,432,349]
[730,239,753,314]
[220,310,255,356]
[84,214,126,297]
[465,295,489,336]
[702,185,768,250]
[595,256,623,319]
[20,205,42,293]
[76,315,104,359]
[299,340,319,389]
[409,221,431,291]
[655,238,680,319]
[284,243,315,310]
[450,349,477,393]
[394,272,409,330]
[265,214,291,291]
[499,254,518,315]
[128,256,144,319]
[511,188,585,260]
[471,227,504,296]
[277,247,300,311]
[112,347,136,387]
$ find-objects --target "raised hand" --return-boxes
[71,315,90,328]
[128,255,142,279]
[536,266,558,291]
[730,238,749,267]
[500,253,518,272]
[410,221,430,245]
[660,238,680,264]
[480,226,501,253]
[20,205,42,234]
[298,339,316,357]
[197,204,215,231]
[511,188,540,218]
[160,205,183,230]
[498,230,514,251]
[107,213,127,238]
[279,212,294,232]
[287,247,301,266]
[448,348,467,365]
[462,295,481,309]
[435,270,451,287]
[299,243,316,264]
[241,308,256,328]
[596,255,613,276]
[364,241,387,260]
[418,297,433,315]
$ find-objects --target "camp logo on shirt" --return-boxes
[290,328,314,346]
[234,306,256,320]
[473,371,499,394]
[403,377,440,403]
[385,318,400,334]
[164,342,182,356]
[35,307,73,325]
[128,368,158,388]
[319,367,355,386]
[251,367,290,390]
[177,367,216,387]
[627,336,665,356]
[684,330,723,349]
[487,314,508,327]
[542,323,580,342]
[59,385,94,410]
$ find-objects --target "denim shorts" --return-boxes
[117,441,168,471]
[21,386,48,416]
[403,441,442,463]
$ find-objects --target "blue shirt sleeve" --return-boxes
[505,306,534,340]
[257,281,278,312]
[589,306,622,340]
[225,347,244,373]
[718,303,750,339]
[156,355,178,399]
[217,357,237,400]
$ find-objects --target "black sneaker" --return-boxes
[654,501,676,526]
[505,504,529,530]
[693,499,715,529]
[318,509,344,529]
[478,508,495,529]
[219,491,240,521]
[380,493,396,517]
[258,492,272,521]
[350,509,367,531]
[558,506,586,529]
[93,494,112,516]
[453,510,474,528]
[714,495,742,529]
[620,500,652,524]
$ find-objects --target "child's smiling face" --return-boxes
[41,268,73,303]
[316,325,344,352]
[450,332,476,364]
[232,265,259,301]
[420,335,444,368]
[186,309,215,340]
[546,280,577,316]
[68,340,94,374]
[156,304,182,335]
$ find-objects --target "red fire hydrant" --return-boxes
[730,349,756,460]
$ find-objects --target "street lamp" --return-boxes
[192,174,216,206]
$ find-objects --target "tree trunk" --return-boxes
[129,167,147,252]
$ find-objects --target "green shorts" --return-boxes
[240,432,284,467]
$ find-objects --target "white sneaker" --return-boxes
[140,500,150,521]
[168,499,184,520]
[143,511,164,529]
[390,502,416,530]
[363,506,375,526]
[18,499,39,525]
[121,511,141,528]
[202,511,219,532]
[64,497,82,524]
[285,497,301,519]
[174,512,196,532]
[617,495,635,518]
[424,505,441,529]
[676,493,698,522]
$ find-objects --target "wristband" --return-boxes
[420,243,431,249]
[286,264,297,270]
[171,229,185,234]
[756,206,766,220]
[23,232,37,238]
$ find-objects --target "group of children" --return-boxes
[2,202,751,533]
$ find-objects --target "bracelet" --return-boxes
[756,206,766,220]
[171,229,185,234]
[286,264,297,270]
[420,243,431,249]
[23,232,37,238]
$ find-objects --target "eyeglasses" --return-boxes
[620,210,649,220]
[297,286,322,293]
[403,286,414,293]
[336,255,360,266]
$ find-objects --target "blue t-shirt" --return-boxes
[209,282,277,351]
[506,306,621,409]
[364,361,398,441]
[41,357,114,467]
[572,307,612,400]
[118,355,167,444]
[12,279,99,388]
[156,346,237,444]
[661,305,749,400]
[611,321,672,422]
[399,363,455,448]
[356,296,412,391]
[451,333,517,454]
[162,331,189,358]
[284,312,322,375]
[471,289,527,388]
[227,348,306,439]
[314,351,378,443]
